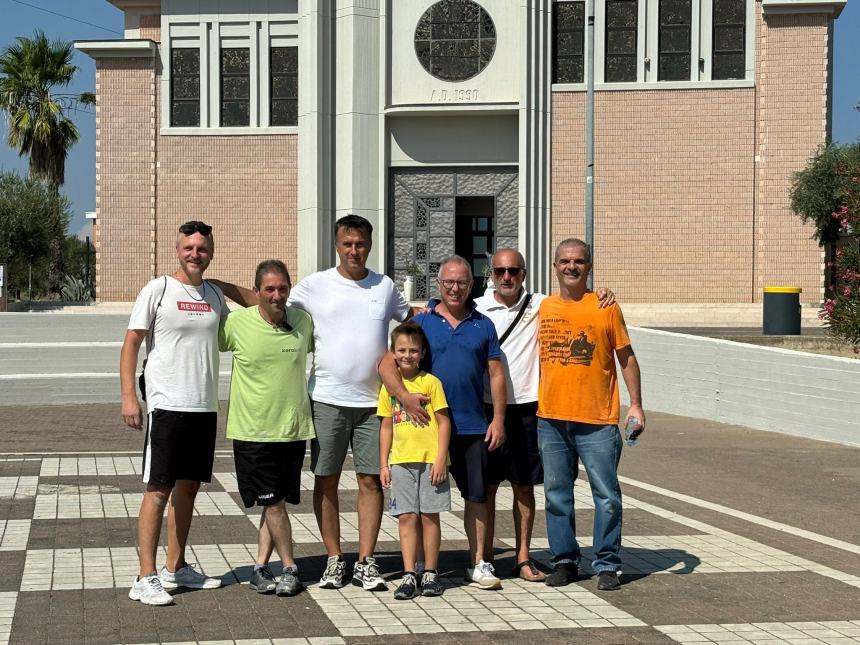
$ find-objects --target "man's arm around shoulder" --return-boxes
[377,352,431,426]
[208,279,257,307]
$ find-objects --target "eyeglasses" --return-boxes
[492,266,524,277]
[438,278,472,290]
[179,221,212,236]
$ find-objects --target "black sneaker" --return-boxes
[249,565,278,593]
[597,571,621,591]
[545,563,579,587]
[420,570,443,597]
[394,572,418,600]
[276,565,305,596]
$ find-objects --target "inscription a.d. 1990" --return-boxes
[430,89,479,103]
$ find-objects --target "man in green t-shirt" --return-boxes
[219,259,315,597]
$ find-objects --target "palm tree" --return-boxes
[0,30,94,297]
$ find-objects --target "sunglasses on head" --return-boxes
[179,221,212,236]
[492,266,523,277]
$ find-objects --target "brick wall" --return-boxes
[552,88,757,303]
[551,8,830,304]
[94,58,157,301]
[139,15,160,42]
[155,134,299,290]
[754,13,829,303]
[94,63,298,301]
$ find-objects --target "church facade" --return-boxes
[78,0,845,303]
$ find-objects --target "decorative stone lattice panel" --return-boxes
[391,168,518,300]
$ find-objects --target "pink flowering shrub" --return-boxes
[791,142,860,356]
[819,184,860,356]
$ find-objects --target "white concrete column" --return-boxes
[333,0,383,270]
[519,0,553,293]
[298,0,335,278]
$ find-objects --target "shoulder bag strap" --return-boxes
[498,293,533,346]
[145,276,168,357]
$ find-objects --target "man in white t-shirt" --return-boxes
[214,215,424,593]
[120,221,227,606]
[290,215,414,591]
[473,248,613,584]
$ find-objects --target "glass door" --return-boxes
[455,196,495,301]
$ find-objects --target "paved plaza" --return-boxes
[1,404,860,645]
[1,313,860,643]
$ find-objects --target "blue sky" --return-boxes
[0,0,858,240]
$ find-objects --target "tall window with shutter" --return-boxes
[658,0,692,80]
[170,49,200,127]
[270,47,298,126]
[553,1,585,83]
[712,0,746,80]
[605,0,638,82]
[220,48,250,127]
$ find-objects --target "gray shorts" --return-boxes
[310,401,380,476]
[388,462,451,516]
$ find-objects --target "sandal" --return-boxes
[512,559,547,582]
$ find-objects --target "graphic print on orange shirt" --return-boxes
[542,325,597,366]
[537,294,630,425]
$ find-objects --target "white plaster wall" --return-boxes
[388,0,522,107]
[388,114,518,165]
[619,328,860,446]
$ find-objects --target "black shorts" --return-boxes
[142,409,217,486]
[485,402,543,486]
[233,439,306,508]
[448,434,506,503]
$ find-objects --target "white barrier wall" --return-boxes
[620,328,860,446]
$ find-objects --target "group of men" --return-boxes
[119,214,644,606]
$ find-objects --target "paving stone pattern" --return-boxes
[1,446,860,645]
[1,402,859,645]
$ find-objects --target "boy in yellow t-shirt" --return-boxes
[378,322,451,600]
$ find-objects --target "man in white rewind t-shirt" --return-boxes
[215,215,426,595]
[120,221,228,606]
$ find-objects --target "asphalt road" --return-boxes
[0,312,233,406]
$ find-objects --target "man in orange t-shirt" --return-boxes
[537,238,644,592]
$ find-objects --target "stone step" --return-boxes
[620,303,823,328]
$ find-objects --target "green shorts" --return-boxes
[311,401,380,476]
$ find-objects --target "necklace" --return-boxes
[179,280,206,302]
[258,306,293,332]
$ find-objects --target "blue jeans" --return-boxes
[537,418,623,573]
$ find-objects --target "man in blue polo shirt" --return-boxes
[380,255,507,590]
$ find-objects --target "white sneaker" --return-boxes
[129,574,174,606]
[465,560,502,590]
[318,555,347,589]
[352,556,387,591]
[160,563,221,590]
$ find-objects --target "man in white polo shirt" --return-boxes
[473,248,613,582]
